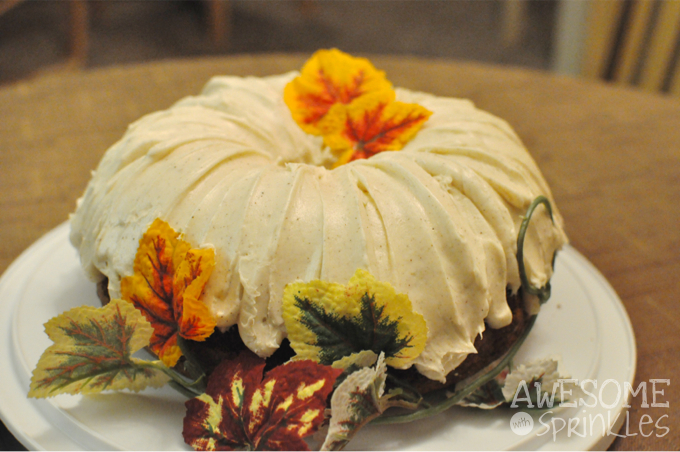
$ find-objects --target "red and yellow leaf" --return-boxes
[183,352,343,451]
[284,48,392,135]
[320,91,433,167]
[121,218,216,367]
[29,298,169,398]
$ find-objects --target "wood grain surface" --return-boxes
[0,55,678,450]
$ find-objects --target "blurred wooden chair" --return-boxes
[0,0,22,16]
[67,0,89,68]
[0,0,235,71]
[0,0,89,69]
[206,0,318,48]
[582,0,680,95]
[207,0,232,48]
[501,0,528,49]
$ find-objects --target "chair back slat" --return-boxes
[582,0,626,79]
[581,0,680,96]
[669,42,680,95]
[613,0,656,84]
[639,0,680,91]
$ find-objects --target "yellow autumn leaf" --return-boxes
[284,48,393,135]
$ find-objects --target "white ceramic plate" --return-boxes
[0,223,636,451]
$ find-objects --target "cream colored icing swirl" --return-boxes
[69,72,567,382]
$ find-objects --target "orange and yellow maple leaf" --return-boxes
[321,91,432,167]
[285,50,433,167]
[121,218,216,367]
[284,48,392,135]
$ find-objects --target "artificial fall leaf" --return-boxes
[320,91,432,167]
[284,48,392,135]
[282,269,428,369]
[321,353,419,451]
[501,358,579,408]
[121,218,216,367]
[183,352,343,451]
[29,298,169,398]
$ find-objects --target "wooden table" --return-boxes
[0,55,678,450]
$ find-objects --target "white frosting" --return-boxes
[69,72,567,382]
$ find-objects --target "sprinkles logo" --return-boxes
[506,379,670,441]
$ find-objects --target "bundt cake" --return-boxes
[69,50,567,385]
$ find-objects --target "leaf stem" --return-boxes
[168,381,202,399]
[516,196,555,304]
[138,360,206,397]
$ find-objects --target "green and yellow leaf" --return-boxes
[29,298,170,398]
[282,268,427,369]
[183,351,342,451]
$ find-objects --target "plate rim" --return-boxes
[0,222,637,451]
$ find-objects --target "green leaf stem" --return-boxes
[516,196,556,304]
